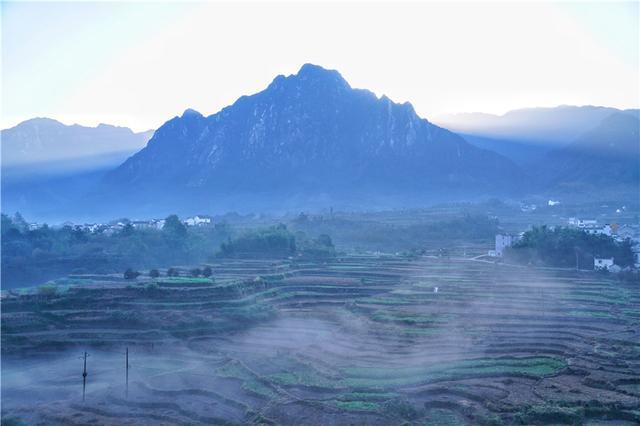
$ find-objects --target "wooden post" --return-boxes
[125,347,129,398]
[82,351,88,402]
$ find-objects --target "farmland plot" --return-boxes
[2,256,639,425]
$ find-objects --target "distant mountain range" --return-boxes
[1,119,153,222]
[99,64,524,215]
[435,106,640,166]
[2,65,638,220]
[2,118,153,170]
[540,112,639,192]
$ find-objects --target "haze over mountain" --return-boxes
[1,118,153,172]
[1,119,153,221]
[3,67,637,222]
[539,112,640,193]
[100,64,524,216]
[435,106,640,166]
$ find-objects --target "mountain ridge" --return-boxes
[101,64,526,214]
[1,118,153,167]
[540,112,640,192]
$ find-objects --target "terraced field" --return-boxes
[2,255,639,425]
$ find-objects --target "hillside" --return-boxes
[1,118,153,167]
[540,112,639,192]
[435,106,640,166]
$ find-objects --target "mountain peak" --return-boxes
[11,117,65,130]
[181,108,203,118]
[297,63,330,75]
[294,63,350,89]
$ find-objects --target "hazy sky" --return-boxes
[2,1,638,131]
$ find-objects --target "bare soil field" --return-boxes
[2,255,639,425]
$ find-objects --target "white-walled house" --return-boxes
[569,218,598,228]
[492,234,518,257]
[132,221,154,230]
[578,219,598,228]
[594,257,614,270]
[184,215,212,227]
[585,224,612,237]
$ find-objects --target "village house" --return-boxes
[594,257,614,271]
[183,215,212,227]
[586,224,612,237]
[568,218,598,228]
[79,223,102,233]
[132,220,155,230]
[489,234,520,257]
[152,219,166,230]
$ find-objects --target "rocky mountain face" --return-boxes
[104,64,524,211]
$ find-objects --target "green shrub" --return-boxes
[37,283,58,297]
[124,268,141,280]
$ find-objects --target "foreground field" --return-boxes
[2,255,639,425]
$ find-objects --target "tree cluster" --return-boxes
[1,213,231,289]
[506,226,635,268]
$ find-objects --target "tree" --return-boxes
[120,223,135,237]
[37,283,58,297]
[218,225,296,258]
[190,268,202,277]
[317,234,333,247]
[124,268,141,280]
[149,269,160,278]
[167,267,178,277]
[202,266,213,277]
[163,215,187,239]
[12,212,28,231]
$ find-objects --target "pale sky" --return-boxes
[2,1,639,131]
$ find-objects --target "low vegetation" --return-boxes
[217,224,336,259]
[2,254,639,424]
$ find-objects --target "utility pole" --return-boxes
[125,347,129,398]
[82,351,89,402]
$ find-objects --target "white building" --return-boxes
[585,224,612,237]
[80,223,102,233]
[152,219,166,230]
[184,215,212,227]
[569,218,598,228]
[493,234,518,257]
[578,219,598,228]
[132,220,154,230]
[594,257,614,270]
[548,200,560,206]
